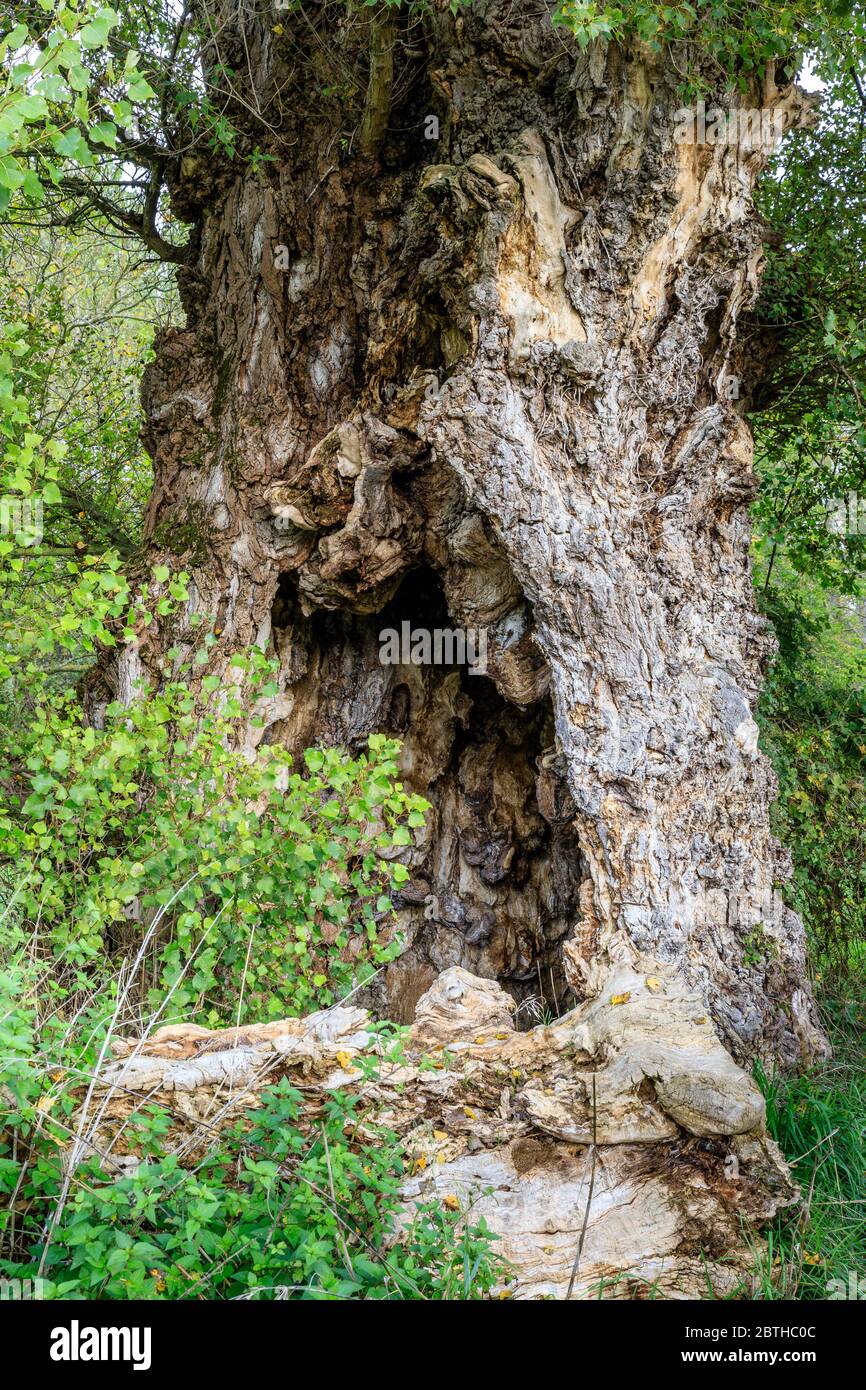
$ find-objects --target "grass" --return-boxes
[750,969,866,1299]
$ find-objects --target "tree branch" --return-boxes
[58,175,188,264]
[358,8,395,157]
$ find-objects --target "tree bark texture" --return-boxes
[96,2,827,1068]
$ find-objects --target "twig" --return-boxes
[566,1072,598,1299]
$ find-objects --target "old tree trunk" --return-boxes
[92,2,831,1294]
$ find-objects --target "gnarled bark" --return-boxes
[93,7,826,1080]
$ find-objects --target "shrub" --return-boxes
[0,632,429,1021]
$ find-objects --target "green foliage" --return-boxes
[0,2,242,201]
[0,969,504,1299]
[1,225,172,552]
[35,1100,500,1300]
[0,222,176,760]
[757,562,866,976]
[0,232,168,733]
[753,980,866,1299]
[749,16,866,981]
[742,923,778,969]
[0,3,154,209]
[552,0,866,81]
[0,608,429,1019]
[753,63,866,597]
